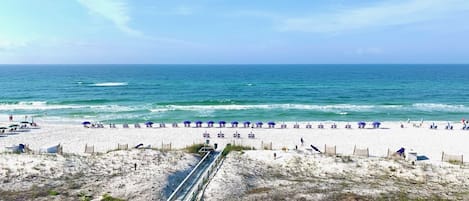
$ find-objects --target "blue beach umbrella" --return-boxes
[195,121,203,124]
[268,121,275,125]
[82,121,91,125]
[218,121,226,125]
[183,120,191,124]
[372,121,381,126]
[231,121,239,125]
[207,121,214,124]
[358,121,366,125]
[256,122,263,125]
[243,121,251,125]
[145,121,154,126]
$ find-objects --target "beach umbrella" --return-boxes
[358,121,366,125]
[256,122,263,125]
[243,121,251,125]
[183,120,191,124]
[372,121,381,125]
[195,121,203,125]
[20,121,29,124]
[82,121,91,125]
[231,121,239,125]
[218,121,226,125]
[9,124,19,128]
[207,121,214,124]
[145,121,154,125]
[0,127,8,130]
[268,121,275,125]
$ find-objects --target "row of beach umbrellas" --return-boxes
[82,120,380,127]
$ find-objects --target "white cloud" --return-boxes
[78,0,142,36]
[277,0,469,33]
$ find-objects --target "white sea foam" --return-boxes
[91,82,128,87]
[0,101,134,112]
[150,104,405,112]
[412,103,469,112]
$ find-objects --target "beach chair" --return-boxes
[318,124,324,129]
[331,124,337,129]
[248,132,255,139]
[203,132,210,138]
[306,124,312,129]
[135,123,141,128]
[293,124,300,129]
[172,123,178,128]
[217,132,224,138]
[281,124,287,129]
[123,124,129,128]
[233,131,241,138]
[159,123,166,128]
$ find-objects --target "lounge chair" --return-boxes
[135,123,141,128]
[123,124,129,128]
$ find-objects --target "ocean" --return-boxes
[0,64,468,123]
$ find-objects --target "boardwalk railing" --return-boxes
[185,151,224,201]
[166,151,213,201]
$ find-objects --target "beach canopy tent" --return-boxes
[231,121,239,125]
[82,121,91,125]
[145,121,154,125]
[372,121,381,127]
[268,121,276,125]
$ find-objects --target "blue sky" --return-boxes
[1,0,468,64]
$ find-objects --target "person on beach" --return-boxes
[9,114,13,122]
[300,137,304,146]
[134,163,137,171]
[273,152,277,160]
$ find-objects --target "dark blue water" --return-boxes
[0,64,468,123]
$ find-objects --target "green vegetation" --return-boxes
[48,190,59,196]
[222,144,253,157]
[184,143,205,154]
[101,193,125,201]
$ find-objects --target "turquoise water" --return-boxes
[0,64,468,123]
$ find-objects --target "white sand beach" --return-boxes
[1,120,468,163]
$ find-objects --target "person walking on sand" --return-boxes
[9,114,13,122]
[273,152,277,160]
[134,163,137,171]
[300,137,304,146]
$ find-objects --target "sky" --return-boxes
[0,0,469,64]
